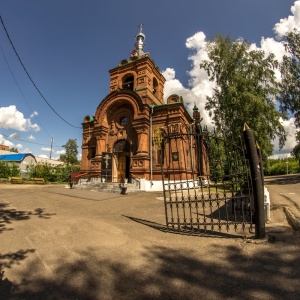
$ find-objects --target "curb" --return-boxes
[280,193,300,210]
[283,207,300,231]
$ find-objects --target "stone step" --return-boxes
[75,182,140,194]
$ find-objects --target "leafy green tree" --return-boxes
[206,132,227,181]
[60,139,79,165]
[291,131,300,166]
[200,35,286,159]
[279,29,300,127]
[9,147,18,153]
[279,29,300,162]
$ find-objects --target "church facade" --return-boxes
[80,27,203,190]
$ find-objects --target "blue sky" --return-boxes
[0,0,297,159]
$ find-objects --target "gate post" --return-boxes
[257,146,264,191]
[243,124,265,239]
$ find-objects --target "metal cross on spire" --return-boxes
[139,23,144,33]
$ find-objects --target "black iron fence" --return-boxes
[161,125,265,238]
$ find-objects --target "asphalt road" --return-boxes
[0,183,299,299]
[265,174,300,202]
[265,174,300,230]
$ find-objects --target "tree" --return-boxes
[291,131,300,166]
[60,139,79,165]
[9,147,18,153]
[279,29,300,162]
[279,29,300,127]
[200,35,286,158]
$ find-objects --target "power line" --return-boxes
[0,43,51,138]
[1,133,62,148]
[0,15,82,129]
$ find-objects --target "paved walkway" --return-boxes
[0,183,299,299]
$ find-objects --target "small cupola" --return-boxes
[134,24,146,57]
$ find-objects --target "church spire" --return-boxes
[134,23,145,57]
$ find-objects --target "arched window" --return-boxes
[122,74,134,90]
[89,138,96,159]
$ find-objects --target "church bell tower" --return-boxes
[108,24,165,106]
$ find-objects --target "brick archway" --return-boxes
[113,139,131,153]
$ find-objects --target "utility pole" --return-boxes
[50,136,54,159]
[150,104,155,186]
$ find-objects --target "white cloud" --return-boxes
[185,31,207,50]
[162,68,193,101]
[30,111,38,118]
[259,37,286,63]
[270,118,299,159]
[16,143,23,150]
[162,68,176,81]
[9,133,21,139]
[55,150,65,155]
[0,105,40,132]
[162,32,214,128]
[274,0,300,38]
[28,135,36,140]
[37,154,49,159]
[28,122,40,132]
[185,32,216,127]
[41,147,51,152]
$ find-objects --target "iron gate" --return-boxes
[161,125,265,238]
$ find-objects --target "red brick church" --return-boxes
[80,26,205,190]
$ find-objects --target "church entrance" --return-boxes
[117,153,130,182]
[113,140,131,183]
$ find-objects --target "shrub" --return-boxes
[0,161,21,178]
[264,157,300,175]
[26,162,80,182]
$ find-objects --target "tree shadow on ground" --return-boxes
[0,203,55,234]
[7,237,300,300]
[1,264,13,299]
[0,249,36,269]
[1,202,54,298]
[1,249,36,299]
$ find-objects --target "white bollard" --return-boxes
[264,187,271,222]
